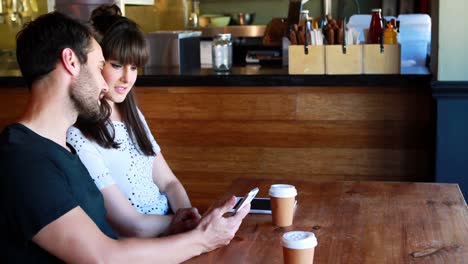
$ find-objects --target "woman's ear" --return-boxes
[61,48,80,76]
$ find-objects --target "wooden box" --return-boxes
[288,45,325,75]
[325,45,363,75]
[363,44,401,74]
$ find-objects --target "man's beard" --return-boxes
[69,66,106,123]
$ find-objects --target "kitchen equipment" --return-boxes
[55,0,115,22]
[230,12,255,25]
[198,16,210,27]
[398,14,431,66]
[210,16,230,27]
[199,14,231,27]
[145,31,201,73]
[212,33,232,71]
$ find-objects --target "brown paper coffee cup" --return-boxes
[269,184,297,227]
[283,247,315,264]
[271,196,296,227]
[282,231,317,264]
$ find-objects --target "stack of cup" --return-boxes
[269,184,297,227]
[282,231,318,264]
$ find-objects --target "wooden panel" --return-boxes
[0,88,29,119]
[147,119,432,149]
[137,92,297,120]
[136,85,433,200]
[297,92,430,121]
[0,85,434,203]
[162,146,428,177]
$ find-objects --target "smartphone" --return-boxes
[232,197,298,214]
[231,187,259,214]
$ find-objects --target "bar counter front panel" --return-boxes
[0,68,434,206]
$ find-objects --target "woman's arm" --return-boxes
[101,185,173,238]
[152,153,193,212]
[67,127,174,238]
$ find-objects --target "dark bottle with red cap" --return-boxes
[368,8,383,44]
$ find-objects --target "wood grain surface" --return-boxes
[0,85,435,206]
[185,179,468,264]
[135,85,434,205]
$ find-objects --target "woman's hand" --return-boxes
[163,207,202,236]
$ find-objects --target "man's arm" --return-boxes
[33,196,249,263]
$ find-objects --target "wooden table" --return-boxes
[186,179,468,263]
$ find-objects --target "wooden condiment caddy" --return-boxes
[288,45,325,75]
[288,43,400,75]
[325,45,363,74]
[362,44,401,74]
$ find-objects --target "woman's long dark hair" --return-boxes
[75,4,155,156]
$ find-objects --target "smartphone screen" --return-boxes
[232,197,297,214]
[232,187,259,213]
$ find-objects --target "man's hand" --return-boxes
[163,208,202,236]
[195,196,250,253]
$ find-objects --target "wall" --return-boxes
[432,0,468,198]
[437,0,468,81]
[0,0,48,50]
[201,0,381,25]
[125,0,382,33]
[126,0,187,32]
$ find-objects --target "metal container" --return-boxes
[145,31,201,73]
[212,33,232,71]
[230,13,255,25]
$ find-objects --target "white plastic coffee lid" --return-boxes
[282,231,318,249]
[269,184,297,198]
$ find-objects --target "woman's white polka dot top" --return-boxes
[66,110,169,215]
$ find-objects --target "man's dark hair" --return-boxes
[16,12,93,88]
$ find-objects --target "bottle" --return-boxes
[383,22,398,44]
[187,0,199,28]
[212,34,232,72]
[368,8,382,44]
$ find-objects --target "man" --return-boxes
[0,12,249,263]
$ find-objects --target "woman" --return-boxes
[67,4,200,238]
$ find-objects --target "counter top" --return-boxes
[0,65,432,88]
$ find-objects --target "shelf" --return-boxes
[189,25,266,38]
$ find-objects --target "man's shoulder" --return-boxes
[0,123,45,156]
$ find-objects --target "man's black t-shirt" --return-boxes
[0,124,116,263]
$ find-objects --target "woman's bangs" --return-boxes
[106,33,148,67]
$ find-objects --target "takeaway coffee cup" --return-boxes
[269,184,297,227]
[282,231,318,264]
